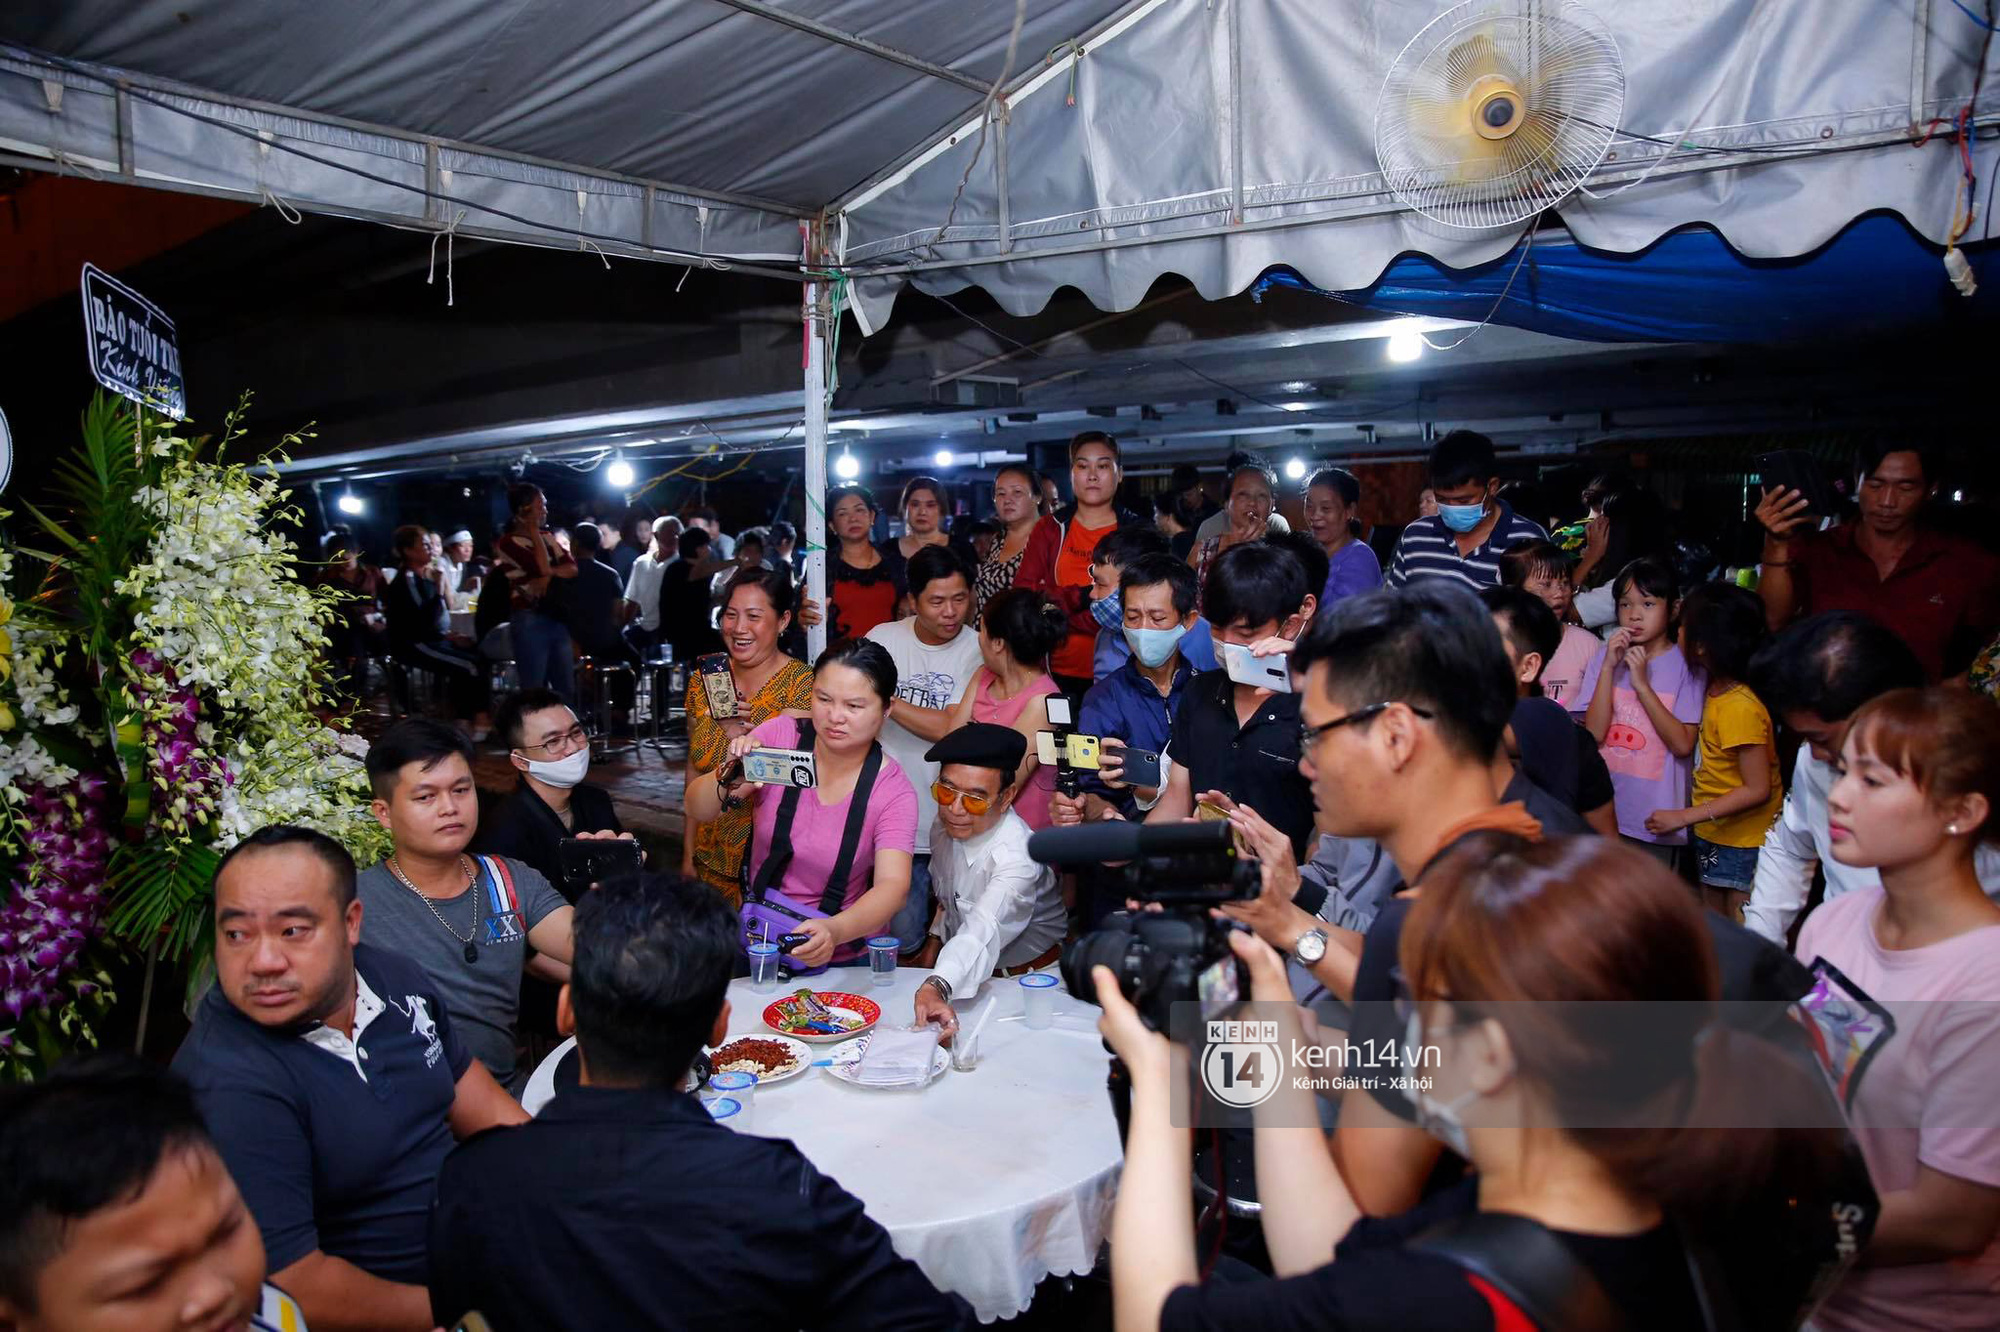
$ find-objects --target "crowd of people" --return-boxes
[4,428,1998,1332]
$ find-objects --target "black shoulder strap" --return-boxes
[746,719,813,900]
[817,739,883,916]
[1411,1212,1624,1332]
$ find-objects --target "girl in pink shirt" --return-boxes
[1794,686,2000,1332]
[947,589,1066,832]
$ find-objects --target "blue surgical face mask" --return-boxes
[1090,589,1124,631]
[1124,622,1189,668]
[1437,501,1488,534]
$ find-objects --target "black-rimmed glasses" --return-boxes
[517,724,591,756]
[1298,701,1435,753]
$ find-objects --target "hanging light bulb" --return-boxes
[607,458,635,488]
[1387,329,1424,363]
[934,449,954,468]
[336,492,365,515]
[834,451,861,480]
[1284,458,1307,481]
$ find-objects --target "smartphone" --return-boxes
[1756,449,1844,520]
[557,837,643,891]
[742,747,817,788]
[1121,747,1163,789]
[698,655,739,719]
[1196,798,1232,822]
[1221,641,1292,693]
[1197,953,1244,1022]
[1046,695,1076,728]
[1036,732,1103,769]
[452,1316,494,1332]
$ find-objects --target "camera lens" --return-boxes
[1060,922,1137,1005]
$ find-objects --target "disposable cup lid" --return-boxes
[709,1071,758,1090]
[866,935,900,948]
[746,942,779,956]
[705,1097,742,1119]
[1018,973,1058,988]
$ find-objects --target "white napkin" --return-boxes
[854,1025,940,1086]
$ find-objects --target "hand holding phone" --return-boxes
[1221,641,1292,693]
[698,655,740,719]
[742,747,818,788]
[557,836,644,892]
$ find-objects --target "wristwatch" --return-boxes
[1292,927,1329,966]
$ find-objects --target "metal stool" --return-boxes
[582,659,639,760]
[644,658,688,757]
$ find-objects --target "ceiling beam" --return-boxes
[704,0,991,94]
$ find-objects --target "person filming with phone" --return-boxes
[687,639,918,970]
[1754,444,1998,681]
[478,688,637,903]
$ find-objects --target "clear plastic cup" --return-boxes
[704,1096,744,1129]
[707,1071,757,1127]
[1019,973,1058,1029]
[866,935,900,987]
[747,942,781,992]
[949,1023,981,1072]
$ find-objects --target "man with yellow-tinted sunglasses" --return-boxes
[910,723,1065,1035]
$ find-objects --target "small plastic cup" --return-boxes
[949,1023,981,1073]
[704,1096,744,1129]
[1019,973,1059,1029]
[707,1071,757,1126]
[866,935,900,987]
[747,942,781,992]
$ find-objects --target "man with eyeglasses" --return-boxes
[476,688,638,905]
[909,724,1065,1035]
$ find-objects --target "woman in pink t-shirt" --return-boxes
[946,588,1065,832]
[687,639,917,969]
[1794,686,2000,1332]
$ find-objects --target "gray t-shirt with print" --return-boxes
[356,855,566,1087]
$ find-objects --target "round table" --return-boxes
[523,968,1123,1323]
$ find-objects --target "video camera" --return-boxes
[1029,821,1258,1035]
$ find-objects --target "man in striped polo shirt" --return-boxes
[1386,430,1548,591]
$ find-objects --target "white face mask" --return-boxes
[1404,1007,1481,1158]
[524,748,590,789]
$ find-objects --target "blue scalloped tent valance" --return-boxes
[1255,215,2000,344]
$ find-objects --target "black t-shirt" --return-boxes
[1169,670,1316,856]
[1510,695,1582,810]
[554,557,630,659]
[1159,1176,1701,1332]
[474,782,624,905]
[660,562,723,661]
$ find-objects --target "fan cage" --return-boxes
[1376,0,1626,230]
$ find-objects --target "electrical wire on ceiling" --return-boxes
[11,47,801,278]
[920,0,1027,261]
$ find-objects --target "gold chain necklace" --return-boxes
[389,854,481,964]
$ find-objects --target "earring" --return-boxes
[1948,824,1961,835]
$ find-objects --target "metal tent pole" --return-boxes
[802,223,830,662]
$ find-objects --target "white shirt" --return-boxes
[1743,742,2000,946]
[300,968,385,1082]
[865,617,985,846]
[624,550,673,631]
[436,555,470,611]
[927,810,1065,1000]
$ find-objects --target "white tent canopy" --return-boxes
[4,0,1995,651]
[5,0,1995,319]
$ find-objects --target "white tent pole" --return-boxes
[803,221,830,662]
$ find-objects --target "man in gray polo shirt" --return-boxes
[360,719,574,1091]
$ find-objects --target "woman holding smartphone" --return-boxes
[682,568,815,906]
[687,638,917,969]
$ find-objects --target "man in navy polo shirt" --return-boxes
[174,825,526,1332]
[1386,429,1548,592]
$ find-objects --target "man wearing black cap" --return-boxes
[910,723,1066,1033]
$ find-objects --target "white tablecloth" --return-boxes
[523,969,1123,1323]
